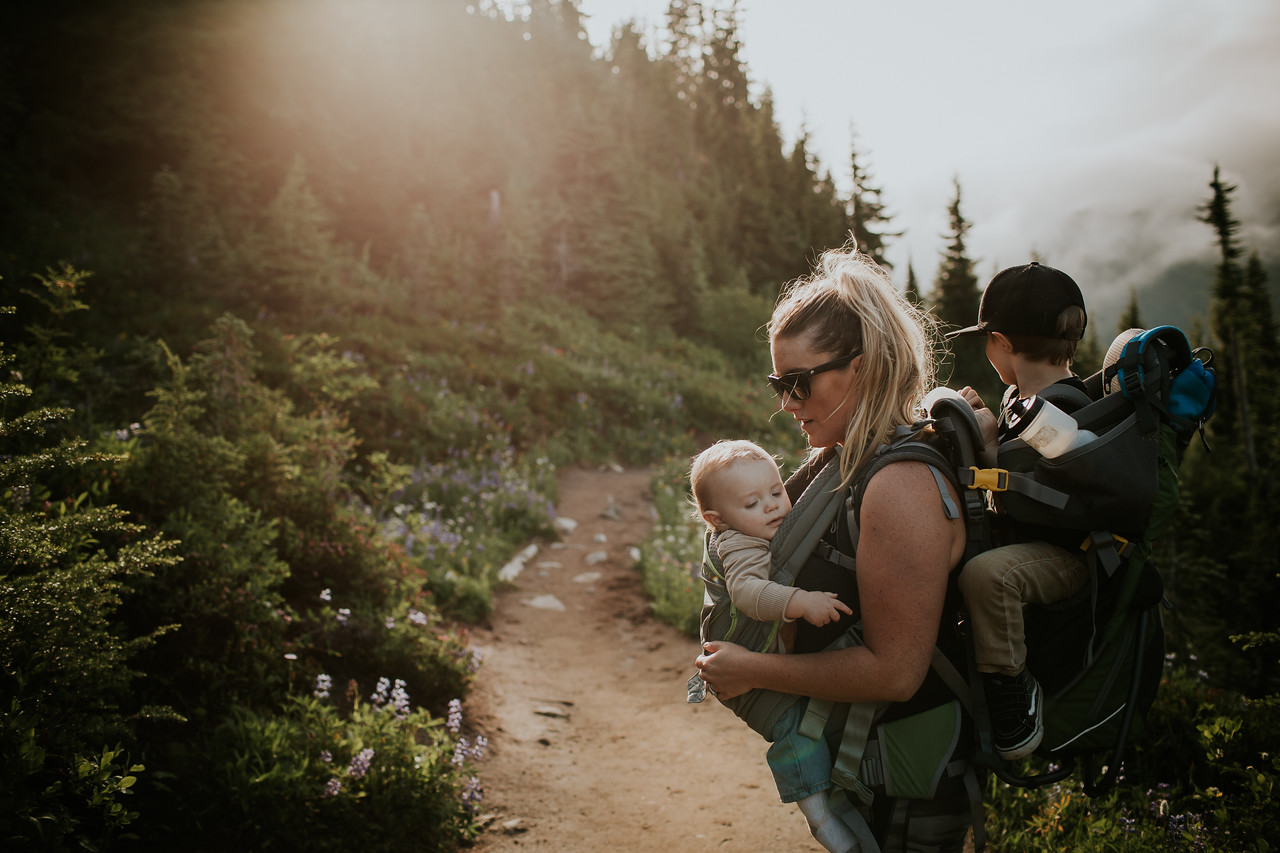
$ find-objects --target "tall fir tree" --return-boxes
[931,179,990,397]
[904,260,923,308]
[846,128,899,269]
[1178,164,1280,694]
[1118,287,1144,332]
[1198,165,1254,472]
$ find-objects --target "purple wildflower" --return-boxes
[371,676,390,707]
[348,748,374,779]
[390,679,411,719]
[447,698,463,733]
[462,776,483,813]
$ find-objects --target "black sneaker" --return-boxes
[984,670,1043,760]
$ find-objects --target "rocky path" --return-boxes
[465,464,823,852]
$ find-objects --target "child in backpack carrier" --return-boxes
[948,262,1093,761]
[689,440,859,853]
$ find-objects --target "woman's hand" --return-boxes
[695,640,756,701]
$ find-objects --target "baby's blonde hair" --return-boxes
[689,439,778,530]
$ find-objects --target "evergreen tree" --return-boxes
[1198,165,1254,472]
[1175,165,1280,695]
[904,260,923,308]
[931,179,990,396]
[1119,287,1144,332]
[846,127,900,269]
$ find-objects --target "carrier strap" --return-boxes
[828,793,884,853]
[831,702,882,805]
[814,540,858,572]
[956,466,1070,511]
[1079,531,1134,579]
[796,696,880,805]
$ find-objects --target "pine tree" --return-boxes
[1198,165,1254,472]
[846,127,900,269]
[1118,287,1144,332]
[1177,166,1280,694]
[1240,251,1279,473]
[931,179,990,396]
[904,260,923,308]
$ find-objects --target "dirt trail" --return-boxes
[466,465,823,852]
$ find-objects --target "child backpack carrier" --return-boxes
[691,326,1214,850]
[934,325,1217,793]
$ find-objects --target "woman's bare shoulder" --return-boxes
[860,459,965,557]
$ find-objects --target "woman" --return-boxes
[695,246,974,851]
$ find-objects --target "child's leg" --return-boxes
[958,542,1088,675]
[795,792,860,852]
[959,541,1088,759]
[768,703,860,852]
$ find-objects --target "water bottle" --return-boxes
[1007,396,1097,458]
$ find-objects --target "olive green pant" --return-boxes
[958,540,1089,677]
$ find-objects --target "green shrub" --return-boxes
[983,659,1280,852]
[172,684,482,851]
[0,292,176,849]
[636,459,706,637]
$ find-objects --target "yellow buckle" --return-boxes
[967,467,1009,492]
[1080,532,1131,553]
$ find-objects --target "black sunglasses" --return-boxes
[767,351,860,402]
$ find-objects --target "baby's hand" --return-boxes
[791,590,853,627]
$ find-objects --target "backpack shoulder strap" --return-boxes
[849,425,961,526]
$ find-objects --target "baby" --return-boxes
[690,440,850,637]
[690,439,858,852]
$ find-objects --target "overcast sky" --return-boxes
[575,0,1280,313]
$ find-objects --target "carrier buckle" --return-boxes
[1079,531,1132,555]
[967,466,1009,492]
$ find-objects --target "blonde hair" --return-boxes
[689,439,778,530]
[769,246,940,490]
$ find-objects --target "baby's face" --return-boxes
[709,458,792,541]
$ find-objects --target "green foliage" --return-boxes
[174,688,482,852]
[0,298,177,849]
[984,661,1280,852]
[931,179,995,400]
[637,458,708,637]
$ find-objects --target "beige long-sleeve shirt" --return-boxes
[717,529,797,623]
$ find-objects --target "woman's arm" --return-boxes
[697,460,965,703]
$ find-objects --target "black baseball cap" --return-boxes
[946,262,1087,340]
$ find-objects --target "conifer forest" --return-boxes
[1,1,1277,850]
